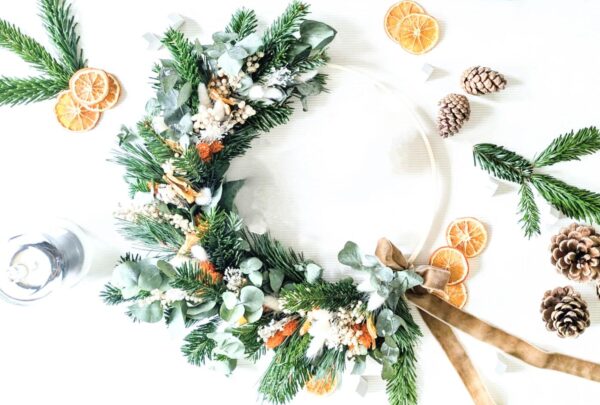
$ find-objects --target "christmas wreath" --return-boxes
[101,2,600,404]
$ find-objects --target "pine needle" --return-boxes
[0,76,66,105]
[226,8,258,39]
[473,143,533,183]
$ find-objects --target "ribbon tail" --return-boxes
[409,293,600,383]
[419,309,496,405]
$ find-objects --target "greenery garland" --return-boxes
[0,0,86,105]
[101,3,423,404]
[473,127,600,238]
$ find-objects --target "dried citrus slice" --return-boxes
[446,217,488,258]
[384,1,425,42]
[85,73,121,111]
[429,246,469,286]
[435,283,468,309]
[69,68,110,105]
[54,91,101,132]
[395,13,439,55]
[306,372,338,396]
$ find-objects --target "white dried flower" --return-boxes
[224,268,245,295]
[265,67,293,87]
[195,187,213,206]
[191,245,208,261]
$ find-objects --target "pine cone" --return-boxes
[461,66,507,95]
[550,223,600,282]
[437,94,470,138]
[540,286,590,338]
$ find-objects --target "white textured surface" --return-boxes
[1,1,600,404]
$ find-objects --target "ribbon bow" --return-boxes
[375,238,600,405]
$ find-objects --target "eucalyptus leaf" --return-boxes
[240,257,263,274]
[111,262,140,289]
[396,270,424,291]
[299,20,337,51]
[305,263,322,284]
[296,81,322,97]
[220,179,245,212]
[289,42,311,62]
[204,43,227,58]
[338,241,363,269]
[222,291,238,310]
[189,306,218,320]
[168,301,187,328]
[187,300,216,315]
[120,286,141,300]
[351,356,367,375]
[228,46,249,60]
[375,266,394,283]
[129,301,163,323]
[376,308,403,337]
[244,306,263,323]
[213,31,238,44]
[220,303,245,323]
[381,360,396,380]
[176,82,193,107]
[218,52,244,77]
[156,260,177,278]
[239,286,264,312]
[137,263,163,291]
[248,271,263,286]
[212,335,246,360]
[161,73,179,92]
[381,337,400,363]
[269,268,285,292]
[237,33,261,54]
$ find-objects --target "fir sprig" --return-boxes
[474,127,600,237]
[226,8,258,39]
[39,0,85,72]
[117,216,185,255]
[182,322,218,366]
[280,279,365,312]
[244,231,306,283]
[162,29,206,90]
[0,0,87,106]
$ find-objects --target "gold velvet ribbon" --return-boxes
[375,238,600,405]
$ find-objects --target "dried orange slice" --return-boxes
[429,247,469,286]
[85,73,120,112]
[394,13,439,55]
[384,1,425,42]
[434,283,468,309]
[69,68,110,105]
[54,91,100,132]
[447,217,488,258]
[306,372,338,396]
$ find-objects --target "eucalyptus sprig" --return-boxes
[473,126,600,238]
[0,0,85,106]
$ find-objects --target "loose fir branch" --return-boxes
[0,0,87,105]
[473,127,600,237]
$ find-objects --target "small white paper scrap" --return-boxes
[356,376,369,397]
[143,14,186,50]
[495,353,510,374]
[420,63,434,81]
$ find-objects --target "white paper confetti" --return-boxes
[420,63,435,81]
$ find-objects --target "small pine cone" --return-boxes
[461,66,507,95]
[436,94,470,138]
[540,286,590,338]
[550,223,600,282]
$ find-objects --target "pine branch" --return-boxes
[0,18,68,80]
[0,76,66,106]
[473,143,533,183]
[112,141,164,185]
[232,319,268,361]
[280,279,365,312]
[169,261,225,300]
[182,322,218,366]
[201,209,245,271]
[226,8,258,39]
[258,332,313,404]
[386,298,420,405]
[533,126,600,168]
[530,174,600,225]
[162,28,206,89]
[244,231,306,283]
[517,182,541,238]
[100,283,150,305]
[117,216,184,255]
[137,120,174,164]
[313,348,346,378]
[247,101,295,133]
[39,0,85,73]
[219,125,260,161]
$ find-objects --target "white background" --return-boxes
[1,0,600,404]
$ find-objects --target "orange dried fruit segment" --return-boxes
[447,217,488,258]
[436,283,468,309]
[429,246,469,286]
[306,372,338,396]
[54,91,100,132]
[384,1,425,41]
[69,68,110,105]
[86,73,121,112]
[395,13,439,55]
